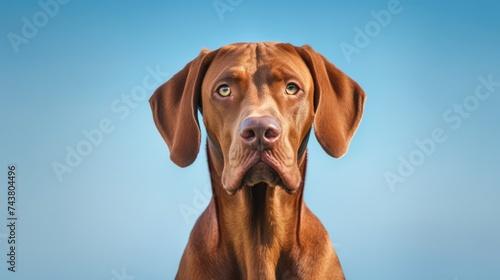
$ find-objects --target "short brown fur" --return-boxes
[150,42,365,279]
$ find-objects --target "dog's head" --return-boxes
[150,42,365,195]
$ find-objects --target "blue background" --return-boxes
[1,0,499,279]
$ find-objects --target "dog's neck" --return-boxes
[206,141,307,277]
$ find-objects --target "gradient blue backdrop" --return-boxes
[1,0,499,279]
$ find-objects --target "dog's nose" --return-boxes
[239,117,281,150]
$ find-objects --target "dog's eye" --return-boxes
[217,85,231,97]
[285,83,299,95]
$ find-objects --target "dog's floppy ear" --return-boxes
[295,45,366,158]
[149,49,216,167]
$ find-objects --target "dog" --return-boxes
[149,42,365,279]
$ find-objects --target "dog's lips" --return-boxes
[260,152,301,194]
[242,162,281,187]
[221,152,301,195]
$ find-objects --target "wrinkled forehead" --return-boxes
[203,43,311,86]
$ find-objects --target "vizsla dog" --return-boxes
[149,42,365,279]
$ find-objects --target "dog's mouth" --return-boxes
[242,162,281,188]
[221,152,301,195]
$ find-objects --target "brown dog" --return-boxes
[149,42,365,279]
